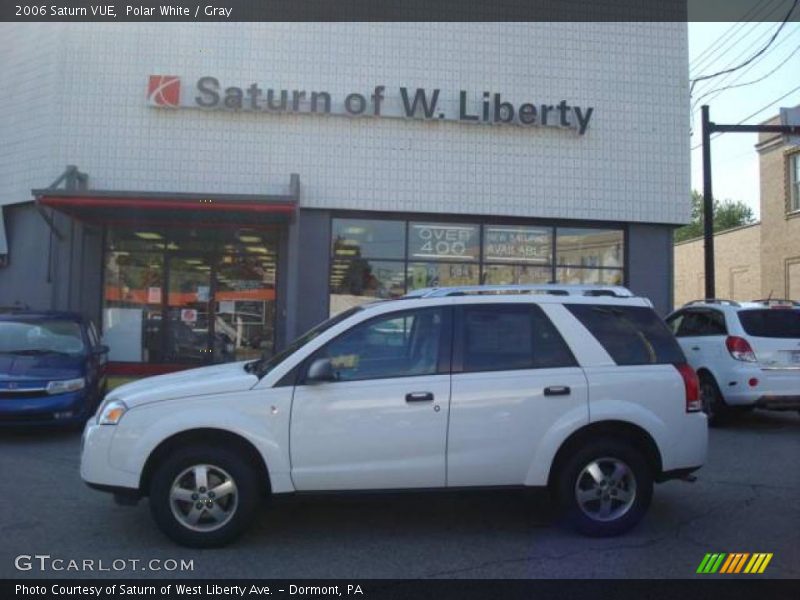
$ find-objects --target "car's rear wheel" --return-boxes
[553,438,653,537]
[699,373,727,426]
[149,445,261,547]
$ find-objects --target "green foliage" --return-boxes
[675,191,755,243]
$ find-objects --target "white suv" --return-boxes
[81,285,707,547]
[666,299,800,424]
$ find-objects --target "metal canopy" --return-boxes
[33,168,299,230]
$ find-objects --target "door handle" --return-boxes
[691,346,700,351]
[544,386,571,396]
[406,392,434,402]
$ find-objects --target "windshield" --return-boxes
[738,309,800,339]
[0,320,86,356]
[248,306,363,378]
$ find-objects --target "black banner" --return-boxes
[2,0,800,23]
[3,580,800,600]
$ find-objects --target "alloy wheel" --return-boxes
[169,464,239,532]
[574,457,637,522]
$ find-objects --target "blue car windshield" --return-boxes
[0,320,86,356]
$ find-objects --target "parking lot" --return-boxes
[1,410,798,580]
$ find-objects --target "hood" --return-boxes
[108,361,259,408]
[0,353,85,382]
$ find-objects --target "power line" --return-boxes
[692,40,800,109]
[691,19,793,99]
[695,26,800,107]
[690,0,777,73]
[691,82,800,151]
[690,0,799,94]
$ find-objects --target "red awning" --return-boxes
[33,178,298,229]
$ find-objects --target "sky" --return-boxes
[688,18,800,220]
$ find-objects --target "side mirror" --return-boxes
[93,345,110,355]
[306,358,336,383]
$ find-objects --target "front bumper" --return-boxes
[80,421,140,490]
[0,389,92,426]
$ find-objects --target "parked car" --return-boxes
[666,299,800,424]
[0,311,109,427]
[81,284,707,547]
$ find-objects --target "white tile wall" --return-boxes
[0,22,690,224]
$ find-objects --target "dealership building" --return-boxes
[0,23,689,374]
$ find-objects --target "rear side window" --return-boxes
[566,304,685,366]
[738,309,800,339]
[676,310,727,337]
[457,304,576,373]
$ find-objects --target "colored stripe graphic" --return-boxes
[758,552,772,573]
[719,554,736,573]
[699,553,773,574]
[698,553,727,573]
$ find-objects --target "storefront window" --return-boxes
[483,264,552,285]
[103,232,165,363]
[556,267,624,285]
[329,218,625,313]
[408,222,480,262]
[102,228,278,366]
[332,218,405,259]
[330,259,406,315]
[407,262,480,289]
[556,227,624,269]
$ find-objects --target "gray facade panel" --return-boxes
[0,203,103,324]
[627,223,674,316]
[284,209,331,343]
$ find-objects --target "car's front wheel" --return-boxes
[553,438,653,537]
[149,445,262,547]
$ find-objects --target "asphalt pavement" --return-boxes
[1,409,798,579]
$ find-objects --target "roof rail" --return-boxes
[683,299,741,307]
[403,284,636,299]
[751,298,800,306]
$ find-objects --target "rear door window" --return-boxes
[676,309,727,337]
[566,304,685,365]
[738,309,800,339]
[456,304,576,373]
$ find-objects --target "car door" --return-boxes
[447,302,588,487]
[671,309,726,370]
[290,306,452,491]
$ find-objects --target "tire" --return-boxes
[699,373,728,426]
[553,438,653,537]
[149,445,262,548]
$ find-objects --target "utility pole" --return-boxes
[699,105,800,300]
[701,106,714,299]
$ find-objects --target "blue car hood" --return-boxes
[0,353,85,382]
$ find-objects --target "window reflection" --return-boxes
[556,228,623,269]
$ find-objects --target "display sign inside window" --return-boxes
[408,223,479,261]
[484,227,552,263]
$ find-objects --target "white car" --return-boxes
[81,284,707,547]
[665,299,800,424]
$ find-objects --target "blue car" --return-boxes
[0,311,109,427]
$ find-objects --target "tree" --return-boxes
[674,191,755,243]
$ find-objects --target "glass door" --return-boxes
[164,254,217,365]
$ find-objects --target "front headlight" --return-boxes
[97,400,127,425]
[46,377,86,395]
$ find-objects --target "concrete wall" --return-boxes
[673,223,762,307]
[756,116,800,300]
[0,22,689,226]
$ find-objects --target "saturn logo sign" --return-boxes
[147,75,181,108]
